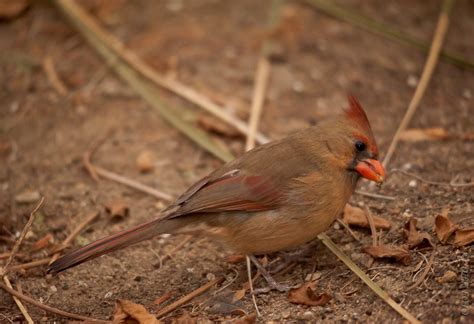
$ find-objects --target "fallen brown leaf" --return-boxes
[436,270,457,284]
[404,219,433,249]
[136,150,155,173]
[364,245,411,265]
[233,313,257,324]
[288,281,331,306]
[32,233,54,251]
[197,114,241,138]
[173,311,196,324]
[105,199,130,221]
[233,288,246,302]
[435,214,457,243]
[113,299,159,324]
[225,254,246,264]
[0,0,29,19]
[399,127,450,142]
[343,204,391,230]
[453,228,474,247]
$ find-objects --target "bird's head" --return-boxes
[321,96,385,184]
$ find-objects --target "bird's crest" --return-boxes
[345,95,371,133]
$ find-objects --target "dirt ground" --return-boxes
[1,0,473,322]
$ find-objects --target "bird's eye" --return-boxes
[355,141,366,152]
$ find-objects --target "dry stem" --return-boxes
[3,276,34,324]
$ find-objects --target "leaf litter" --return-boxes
[342,204,391,230]
[287,281,331,306]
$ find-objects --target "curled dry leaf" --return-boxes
[364,245,411,265]
[435,214,457,243]
[453,228,474,247]
[233,313,257,324]
[197,114,241,138]
[105,199,130,221]
[399,127,450,142]
[0,0,29,19]
[343,204,391,230]
[113,299,159,324]
[32,233,54,251]
[436,270,457,284]
[288,281,331,306]
[225,254,246,264]
[136,150,155,173]
[404,219,433,249]
[15,190,41,204]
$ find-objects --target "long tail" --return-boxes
[48,217,177,273]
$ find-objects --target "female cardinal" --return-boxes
[48,96,384,275]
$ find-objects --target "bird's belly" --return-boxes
[207,208,338,255]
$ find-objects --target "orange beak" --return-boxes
[355,159,385,183]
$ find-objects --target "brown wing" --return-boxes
[165,169,285,218]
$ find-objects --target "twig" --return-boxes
[156,277,224,318]
[3,276,33,324]
[94,165,174,202]
[382,0,455,168]
[407,251,435,291]
[304,0,472,69]
[52,0,268,145]
[336,219,360,242]
[318,233,420,324]
[355,190,395,201]
[160,235,192,265]
[246,56,271,151]
[364,206,378,246]
[2,197,44,277]
[8,258,51,273]
[54,0,234,163]
[0,282,108,322]
[43,56,68,95]
[390,169,474,188]
[246,256,261,317]
[50,211,100,263]
[245,0,281,151]
[83,141,174,202]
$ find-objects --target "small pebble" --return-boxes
[408,180,417,187]
[302,311,314,320]
[15,190,41,204]
[407,75,418,88]
[462,88,472,99]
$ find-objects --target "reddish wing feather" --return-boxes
[169,173,284,217]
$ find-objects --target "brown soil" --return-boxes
[1,1,473,322]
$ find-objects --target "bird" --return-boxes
[48,96,385,280]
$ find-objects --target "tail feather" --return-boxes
[48,218,171,273]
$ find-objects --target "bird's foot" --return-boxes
[267,243,315,274]
[248,255,297,293]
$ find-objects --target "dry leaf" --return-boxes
[105,199,130,221]
[436,270,457,284]
[435,214,457,243]
[233,289,246,302]
[173,311,196,324]
[113,299,159,324]
[364,245,411,265]
[136,150,154,173]
[15,190,41,204]
[453,228,474,247]
[197,114,241,138]
[343,204,391,230]
[233,313,257,324]
[404,219,433,249]
[0,0,29,19]
[205,289,247,316]
[153,292,172,306]
[287,281,331,306]
[399,127,450,142]
[32,233,54,251]
[225,254,246,264]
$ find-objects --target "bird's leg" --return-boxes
[248,255,296,293]
[268,242,316,274]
